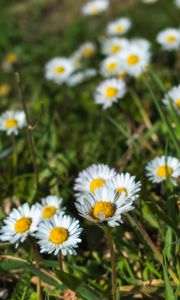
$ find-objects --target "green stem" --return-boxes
[58,251,64,271]
[31,238,42,300]
[104,226,117,300]
[14,72,39,191]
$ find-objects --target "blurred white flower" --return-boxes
[0,110,26,135]
[163,84,180,115]
[36,195,64,220]
[67,69,97,86]
[45,57,74,84]
[101,37,129,56]
[175,0,180,8]
[81,0,109,16]
[100,55,125,78]
[157,28,180,51]
[94,78,127,109]
[106,18,132,36]
[146,156,180,185]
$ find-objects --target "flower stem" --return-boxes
[31,238,42,300]
[14,72,39,191]
[104,226,117,300]
[58,251,64,271]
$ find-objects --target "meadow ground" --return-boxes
[0,0,180,299]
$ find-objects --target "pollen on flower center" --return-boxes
[117,187,127,195]
[127,54,139,65]
[157,165,173,178]
[82,48,94,57]
[15,217,32,233]
[49,227,68,244]
[115,24,124,33]
[42,206,57,219]
[111,44,121,53]
[5,119,18,128]
[90,178,105,193]
[166,35,176,43]
[90,6,98,13]
[55,66,65,74]
[176,98,180,109]
[106,62,117,72]
[105,86,118,98]
[92,201,115,220]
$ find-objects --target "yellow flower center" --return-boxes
[92,201,115,220]
[156,165,173,178]
[55,66,65,74]
[111,44,121,53]
[166,35,176,43]
[6,53,17,63]
[105,87,118,98]
[90,6,98,14]
[42,206,57,219]
[82,48,94,57]
[5,119,18,129]
[117,187,127,195]
[106,62,117,72]
[127,54,139,65]
[176,98,180,109]
[0,84,11,97]
[115,24,124,33]
[49,227,68,244]
[90,178,105,194]
[15,217,32,233]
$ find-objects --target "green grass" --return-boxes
[0,0,180,299]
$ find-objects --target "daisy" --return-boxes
[163,84,180,115]
[0,83,11,97]
[74,163,116,197]
[0,110,26,135]
[77,42,96,58]
[81,0,109,16]
[141,0,159,3]
[100,55,124,77]
[75,185,134,227]
[101,38,129,56]
[121,45,151,77]
[106,18,132,36]
[36,214,82,256]
[67,69,97,86]
[107,173,141,201]
[45,57,74,84]
[0,203,41,247]
[146,156,180,185]
[36,195,64,220]
[157,28,180,51]
[5,53,18,64]
[94,78,127,109]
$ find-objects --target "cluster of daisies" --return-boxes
[43,0,180,111]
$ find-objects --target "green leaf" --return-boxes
[163,254,176,300]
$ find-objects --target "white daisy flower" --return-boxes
[81,0,109,16]
[0,110,26,135]
[157,28,180,51]
[175,0,180,8]
[36,195,64,220]
[95,78,127,109]
[101,38,129,56]
[74,163,116,197]
[100,55,125,78]
[67,69,97,86]
[106,18,132,36]
[75,185,134,227]
[0,203,41,247]
[36,214,82,256]
[163,85,180,115]
[77,42,96,58]
[121,45,151,78]
[141,0,159,3]
[107,173,141,201]
[45,57,74,84]
[146,156,180,185]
